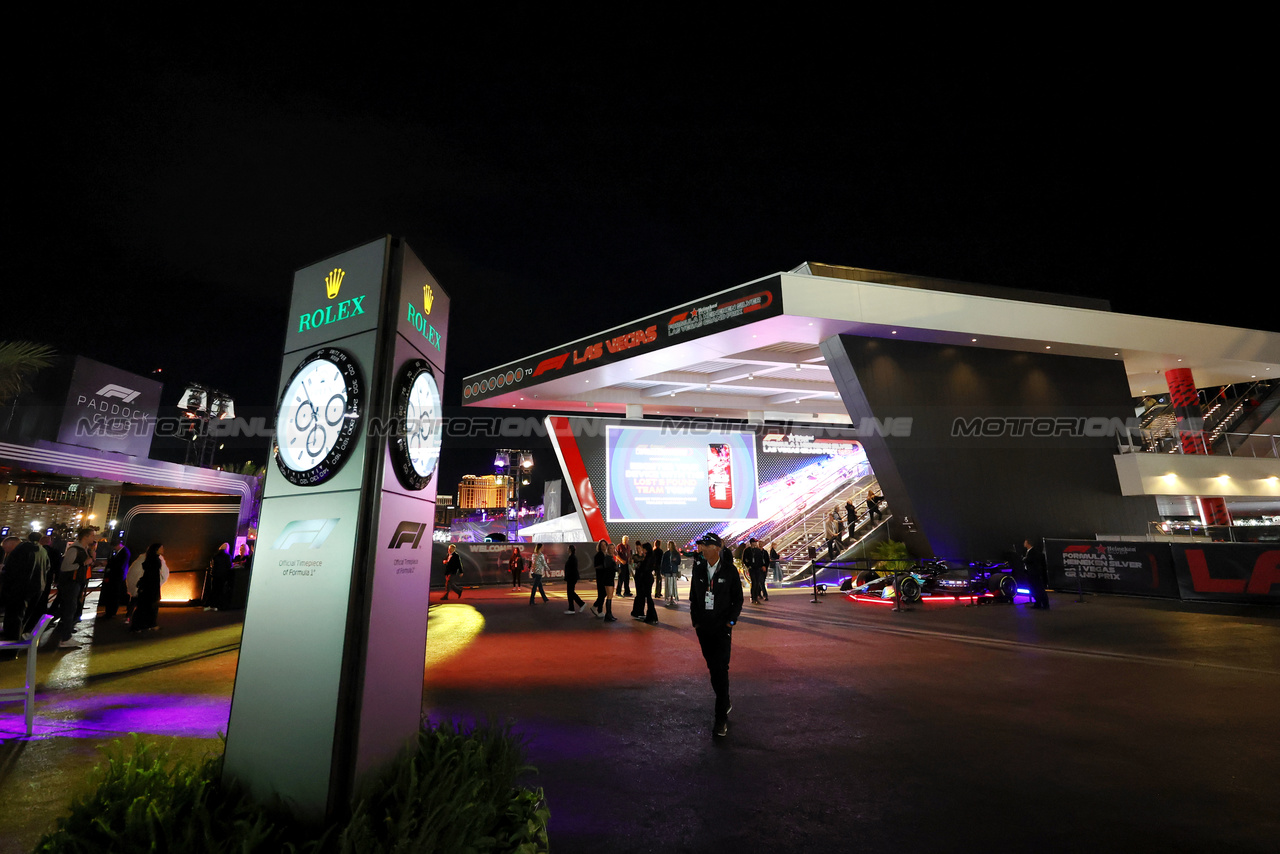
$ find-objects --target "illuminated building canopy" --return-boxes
[464,263,1280,422]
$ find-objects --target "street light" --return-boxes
[494,448,534,540]
[178,382,236,468]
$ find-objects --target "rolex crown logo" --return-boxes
[325,268,345,300]
[422,283,434,314]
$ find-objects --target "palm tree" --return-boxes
[0,340,56,406]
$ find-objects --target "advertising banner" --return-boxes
[548,416,870,547]
[462,276,783,404]
[1169,543,1280,605]
[57,356,162,457]
[606,424,759,522]
[1045,540,1180,598]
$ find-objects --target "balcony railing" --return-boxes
[1121,431,1279,459]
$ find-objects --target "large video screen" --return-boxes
[606,425,759,522]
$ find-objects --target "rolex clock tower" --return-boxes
[223,237,450,822]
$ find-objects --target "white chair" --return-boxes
[0,613,57,736]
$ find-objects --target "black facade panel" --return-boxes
[822,335,1157,560]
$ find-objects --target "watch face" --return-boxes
[274,348,364,486]
[390,359,443,490]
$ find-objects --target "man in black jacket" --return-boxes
[690,532,743,737]
[442,544,464,600]
[1,532,51,659]
[55,528,98,647]
[205,543,232,611]
[100,539,131,619]
[744,537,769,604]
[1023,538,1050,610]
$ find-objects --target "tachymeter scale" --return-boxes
[273,348,364,486]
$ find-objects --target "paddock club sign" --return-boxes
[462,277,784,403]
[57,356,163,457]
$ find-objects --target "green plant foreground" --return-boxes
[34,722,549,854]
[869,539,913,575]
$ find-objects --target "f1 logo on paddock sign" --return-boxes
[96,383,141,402]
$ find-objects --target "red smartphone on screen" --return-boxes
[708,443,734,509]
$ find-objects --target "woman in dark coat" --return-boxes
[615,536,632,597]
[563,545,586,614]
[591,539,617,622]
[630,541,660,624]
[662,540,682,605]
[509,546,523,590]
[130,543,168,632]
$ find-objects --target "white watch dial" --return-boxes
[406,370,443,477]
[278,358,348,472]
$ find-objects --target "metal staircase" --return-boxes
[772,476,887,581]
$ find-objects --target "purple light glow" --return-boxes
[423,711,617,837]
[0,693,230,740]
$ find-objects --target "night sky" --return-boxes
[11,18,1271,490]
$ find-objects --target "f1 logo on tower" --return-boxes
[274,518,340,549]
[387,522,426,549]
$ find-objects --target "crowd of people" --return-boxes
[457,535,781,622]
[0,528,254,655]
[823,492,884,559]
[437,533,751,736]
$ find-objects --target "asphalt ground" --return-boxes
[2,583,1278,853]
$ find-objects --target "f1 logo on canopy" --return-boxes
[274,518,340,549]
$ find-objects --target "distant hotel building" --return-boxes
[456,475,513,509]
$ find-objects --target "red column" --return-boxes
[1164,368,1232,528]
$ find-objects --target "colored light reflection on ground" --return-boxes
[425,602,485,670]
[1,694,231,740]
[847,592,1031,607]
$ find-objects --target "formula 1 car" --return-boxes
[846,562,941,603]
[847,560,1017,603]
[927,561,1019,601]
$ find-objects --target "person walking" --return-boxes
[509,546,524,590]
[866,492,883,524]
[563,545,586,613]
[528,543,550,604]
[591,539,618,622]
[99,539,131,619]
[129,543,169,633]
[745,537,769,603]
[55,527,98,648]
[615,536,632,597]
[0,532,50,660]
[824,511,840,560]
[631,541,659,623]
[441,544,464,600]
[769,542,781,584]
[1023,538,1050,610]
[661,540,681,605]
[38,535,63,630]
[205,542,232,611]
[689,532,743,737]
